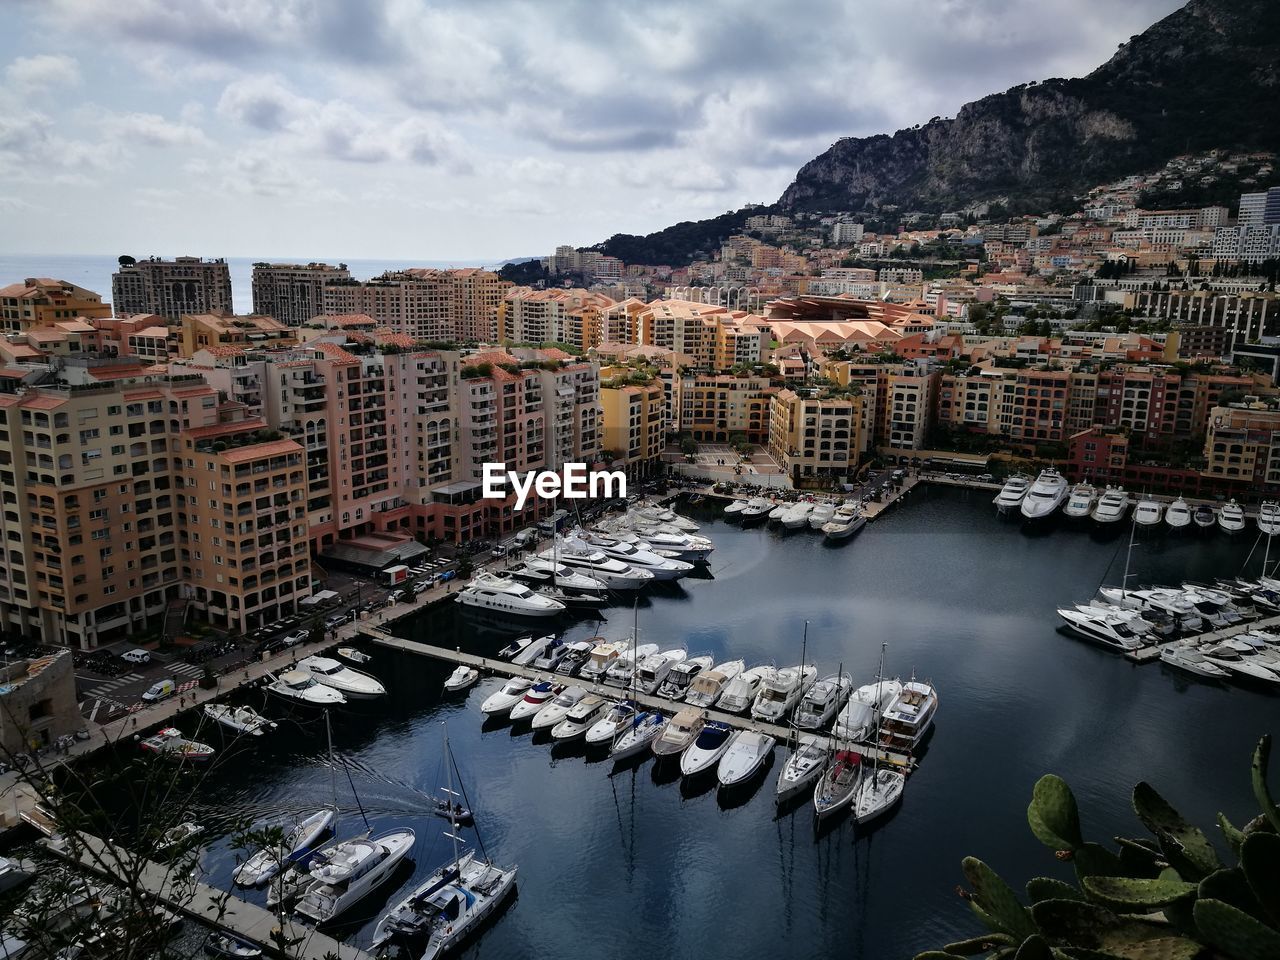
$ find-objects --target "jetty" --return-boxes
[362,628,917,770]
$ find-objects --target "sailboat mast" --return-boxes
[1122,506,1137,600]
[443,722,460,867]
[325,708,337,812]
[872,642,887,759]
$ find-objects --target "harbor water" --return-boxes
[64,485,1280,959]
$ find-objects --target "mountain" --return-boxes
[778,0,1280,214]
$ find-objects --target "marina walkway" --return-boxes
[362,628,916,770]
[1127,610,1280,662]
[39,833,369,960]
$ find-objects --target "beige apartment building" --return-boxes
[321,269,508,343]
[673,375,772,443]
[179,312,297,356]
[0,278,112,334]
[637,300,767,372]
[768,389,862,482]
[600,374,664,474]
[251,261,352,326]
[1203,402,1280,486]
[112,257,234,319]
[499,288,612,351]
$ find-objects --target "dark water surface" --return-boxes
[126,485,1278,959]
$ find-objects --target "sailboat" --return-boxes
[372,724,517,959]
[850,644,906,825]
[610,601,666,761]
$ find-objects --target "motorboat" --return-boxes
[823,510,866,541]
[584,700,638,746]
[716,731,776,787]
[204,703,276,737]
[635,648,688,695]
[510,635,556,666]
[1219,500,1246,534]
[610,520,714,561]
[808,502,837,529]
[1259,501,1280,536]
[535,586,610,610]
[1165,498,1192,530]
[739,497,773,522]
[722,498,749,517]
[651,707,706,758]
[716,664,772,713]
[631,503,699,532]
[602,642,659,687]
[1133,498,1163,527]
[336,647,371,665]
[1055,608,1148,652]
[813,750,863,820]
[508,681,565,722]
[443,666,479,692]
[750,664,817,722]
[530,686,587,730]
[1159,644,1229,679]
[1063,483,1097,519]
[656,655,714,700]
[794,673,852,729]
[679,721,734,777]
[610,712,667,760]
[158,821,204,850]
[1198,645,1280,684]
[767,502,789,522]
[371,849,516,960]
[1074,602,1173,638]
[266,670,347,707]
[235,809,336,887]
[555,640,597,676]
[853,766,906,824]
[1091,486,1130,523]
[993,476,1030,513]
[455,574,566,617]
[550,694,609,740]
[577,640,626,682]
[547,540,654,590]
[684,659,745,707]
[0,856,35,894]
[505,557,607,594]
[297,655,386,699]
[294,828,416,924]
[204,934,262,959]
[139,728,214,763]
[833,678,904,741]
[497,635,534,660]
[1020,468,1068,520]
[878,680,939,752]
[480,677,533,715]
[775,735,829,803]
[780,502,814,530]
[529,636,572,672]
[575,533,692,580]
[1193,504,1216,529]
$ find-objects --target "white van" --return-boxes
[120,648,151,665]
[141,679,175,702]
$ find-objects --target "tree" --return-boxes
[679,436,698,456]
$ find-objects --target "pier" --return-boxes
[361,628,917,770]
[1123,609,1280,663]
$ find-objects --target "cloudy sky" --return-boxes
[1,0,1185,261]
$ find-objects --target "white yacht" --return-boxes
[716,663,772,713]
[455,574,566,617]
[547,540,654,589]
[443,665,479,692]
[739,497,773,522]
[1193,504,1217,529]
[833,678,903,742]
[1133,497,1163,527]
[550,694,609,741]
[767,502,789,522]
[1219,500,1246,534]
[813,750,863,820]
[266,670,346,707]
[602,642,659,687]
[1165,498,1192,530]
[294,828,416,924]
[808,502,837,530]
[1020,468,1068,520]
[878,680,939,752]
[823,509,866,541]
[510,634,556,666]
[722,499,749,517]
[775,735,829,803]
[993,475,1031,513]
[679,721,734,777]
[610,521,714,561]
[651,707,706,758]
[1055,608,1148,652]
[684,659,745,708]
[717,731,776,787]
[584,700,638,746]
[632,504,699,532]
[610,711,667,760]
[577,640,627,683]
[235,809,335,887]
[656,655,714,700]
[297,656,386,699]
[508,681,564,722]
[793,673,852,729]
[1091,486,1130,523]
[1159,644,1229,679]
[635,648,688,695]
[578,532,692,580]
[750,664,817,722]
[204,703,276,737]
[853,766,906,824]
[479,677,533,715]
[1199,645,1280,684]
[530,686,587,730]
[780,502,815,530]
[1259,501,1280,536]
[1063,483,1097,519]
[506,558,606,594]
[529,636,572,672]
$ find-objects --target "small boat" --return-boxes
[716,663,772,713]
[443,666,479,692]
[235,809,336,887]
[336,647,371,665]
[550,694,609,740]
[510,634,556,666]
[651,707,706,758]
[1193,504,1216,529]
[680,721,734,777]
[717,731,775,787]
[577,640,626,682]
[204,704,276,737]
[1159,644,1229,679]
[1133,498,1163,527]
[293,828,417,923]
[722,499,749,517]
[775,735,828,803]
[430,788,472,825]
[1165,498,1192,530]
[993,476,1030,513]
[833,679,903,742]
[750,664,817,722]
[508,681,564,722]
[739,497,772,522]
[611,711,666,760]
[767,502,789,522]
[497,636,534,660]
[656,654,713,700]
[479,677,533,715]
[807,502,837,529]
[853,766,906,824]
[1259,501,1280,536]
[555,640,597,676]
[684,659,745,708]
[529,637,572,672]
[634,648,688,695]
[530,686,587,730]
[204,933,262,959]
[584,700,638,746]
[140,728,215,763]
[794,673,852,730]
[297,655,386,699]
[1062,483,1097,519]
[1219,500,1246,534]
[603,643,658,687]
[1091,486,1130,523]
[1020,468,1068,520]
[780,502,814,530]
[266,671,347,708]
[822,511,866,540]
[878,679,939,752]
[813,750,863,820]
[158,821,204,850]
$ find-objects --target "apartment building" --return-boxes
[768,389,861,482]
[884,367,938,450]
[498,288,613,351]
[0,278,112,334]
[251,262,352,326]
[179,312,297,357]
[600,374,664,474]
[637,300,767,372]
[1203,402,1280,486]
[673,375,772,443]
[112,257,233,319]
[320,269,508,343]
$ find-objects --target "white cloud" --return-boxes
[106,112,211,148]
[4,54,81,92]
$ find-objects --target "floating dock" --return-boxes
[362,628,916,770]
[1125,610,1280,663]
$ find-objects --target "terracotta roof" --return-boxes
[219,438,304,463]
[183,419,270,440]
[88,366,148,380]
[312,342,358,363]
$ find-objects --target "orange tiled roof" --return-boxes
[219,438,304,463]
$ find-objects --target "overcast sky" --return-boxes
[1,0,1185,261]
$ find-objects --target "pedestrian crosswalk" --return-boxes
[81,673,142,698]
[168,661,204,678]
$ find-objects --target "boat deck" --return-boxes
[362,628,917,770]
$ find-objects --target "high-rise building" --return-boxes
[768,389,862,481]
[600,372,664,474]
[1238,187,1280,227]
[320,269,508,342]
[111,256,233,319]
[0,278,112,334]
[498,288,613,351]
[251,262,352,326]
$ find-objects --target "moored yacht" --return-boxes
[1062,483,1097,519]
[833,678,903,742]
[1133,497,1163,527]
[716,730,775,787]
[547,539,654,590]
[993,475,1030,513]
[505,558,606,594]
[1259,500,1280,536]
[775,734,829,803]
[684,659,745,707]
[584,700,638,746]
[1193,504,1216,529]
[610,711,667,760]
[139,727,214,763]
[739,497,773,522]
[656,655,713,700]
[603,642,659,687]
[807,502,837,530]
[455,574,566,617]
[576,533,692,580]
[878,680,939,752]
[716,663,772,713]
[508,681,564,722]
[793,673,852,729]
[635,648,688,695]
[235,809,335,887]
[529,686,587,730]
[823,508,866,541]
[1091,486,1130,523]
[632,503,699,532]
[680,720,734,777]
[578,640,626,682]
[1020,468,1068,520]
[1219,499,1246,534]
[610,521,714,561]
[1056,607,1148,652]
[813,750,863,820]
[297,656,386,699]
[853,765,906,824]
[749,664,817,722]
[480,677,533,715]
[1159,644,1229,679]
[651,707,706,758]
[266,671,347,707]
[293,828,416,924]
[204,704,276,737]
[1165,497,1192,530]
[780,502,814,530]
[550,694,609,740]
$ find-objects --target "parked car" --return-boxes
[120,648,152,665]
[438,569,457,583]
[412,579,430,594]
[142,679,176,702]
[280,630,308,646]
[324,613,349,630]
